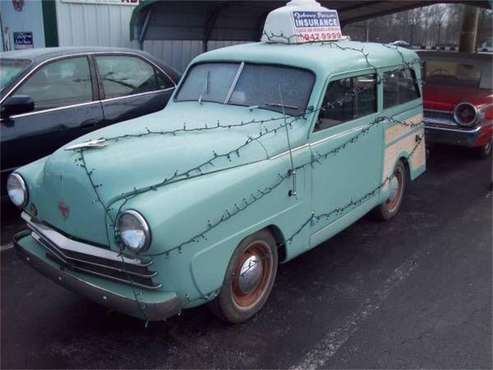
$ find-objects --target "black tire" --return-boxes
[475,140,493,159]
[373,160,407,221]
[208,229,278,324]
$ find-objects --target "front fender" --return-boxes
[122,152,311,306]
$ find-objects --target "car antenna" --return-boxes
[278,84,297,197]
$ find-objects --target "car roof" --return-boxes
[0,46,181,88]
[0,46,153,63]
[192,40,420,77]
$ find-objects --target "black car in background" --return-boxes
[0,47,180,201]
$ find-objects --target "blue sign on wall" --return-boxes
[13,31,33,49]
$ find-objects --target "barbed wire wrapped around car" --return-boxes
[71,39,425,319]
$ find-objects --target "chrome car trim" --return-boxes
[8,86,176,119]
[453,102,479,127]
[269,144,309,160]
[29,231,157,279]
[15,231,180,320]
[116,209,152,252]
[7,100,101,119]
[65,138,108,151]
[8,173,28,208]
[423,109,457,126]
[100,87,175,104]
[311,124,367,147]
[424,108,453,114]
[21,212,150,267]
[425,125,482,134]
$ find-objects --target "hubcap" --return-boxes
[238,255,263,294]
[388,176,399,201]
[386,169,403,212]
[232,242,272,309]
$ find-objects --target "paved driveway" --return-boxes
[1,146,491,369]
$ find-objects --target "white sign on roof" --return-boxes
[261,0,343,44]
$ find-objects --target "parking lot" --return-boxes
[1,144,491,369]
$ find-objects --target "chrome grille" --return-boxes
[23,213,161,290]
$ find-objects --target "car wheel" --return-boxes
[208,229,278,324]
[476,140,493,159]
[374,160,407,221]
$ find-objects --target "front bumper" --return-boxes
[424,123,482,147]
[14,230,182,321]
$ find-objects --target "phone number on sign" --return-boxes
[299,32,342,41]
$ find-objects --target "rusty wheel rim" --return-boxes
[386,167,404,212]
[231,241,273,310]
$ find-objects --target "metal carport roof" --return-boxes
[130,0,491,44]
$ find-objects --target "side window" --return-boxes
[383,68,420,109]
[15,57,92,111]
[95,55,167,99]
[315,73,377,131]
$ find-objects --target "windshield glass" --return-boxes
[0,59,31,91]
[175,62,315,116]
[425,60,481,88]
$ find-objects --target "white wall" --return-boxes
[143,40,245,72]
[0,0,46,50]
[55,1,244,72]
[55,0,134,47]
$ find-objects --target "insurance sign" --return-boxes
[291,10,342,42]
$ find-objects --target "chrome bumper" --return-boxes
[20,212,161,290]
[14,229,182,321]
[424,123,482,147]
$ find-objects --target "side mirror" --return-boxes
[1,95,34,119]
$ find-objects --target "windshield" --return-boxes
[0,59,31,91]
[424,60,481,88]
[175,62,315,116]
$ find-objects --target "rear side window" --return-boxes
[315,74,377,131]
[96,55,173,99]
[383,68,420,109]
[15,56,92,111]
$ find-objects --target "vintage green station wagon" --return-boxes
[10,3,426,324]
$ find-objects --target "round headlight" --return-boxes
[454,102,478,127]
[116,210,151,252]
[7,173,28,208]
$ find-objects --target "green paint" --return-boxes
[42,0,59,47]
[15,40,425,320]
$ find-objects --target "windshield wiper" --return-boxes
[247,103,299,112]
[264,102,299,110]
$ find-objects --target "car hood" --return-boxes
[30,102,308,246]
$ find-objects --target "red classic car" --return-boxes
[419,51,493,157]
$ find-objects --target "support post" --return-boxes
[138,7,152,50]
[459,5,480,53]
